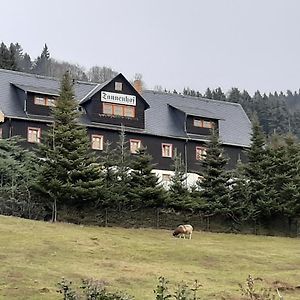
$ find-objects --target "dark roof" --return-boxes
[168,103,224,120]
[0,69,251,147]
[0,68,97,117]
[142,90,252,147]
[12,83,60,96]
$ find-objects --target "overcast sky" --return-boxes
[1,0,300,94]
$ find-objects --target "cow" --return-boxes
[173,224,193,239]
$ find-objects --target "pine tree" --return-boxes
[196,129,230,216]
[33,44,51,75]
[167,149,193,210]
[7,43,18,71]
[212,87,226,101]
[128,146,167,208]
[204,88,213,99]
[227,88,241,103]
[243,119,269,226]
[0,137,41,218]
[0,42,10,69]
[109,127,132,210]
[36,72,102,221]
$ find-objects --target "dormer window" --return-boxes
[115,82,123,91]
[193,118,214,129]
[34,95,56,107]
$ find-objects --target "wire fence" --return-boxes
[59,208,300,237]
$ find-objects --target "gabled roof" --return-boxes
[0,69,251,147]
[142,90,252,147]
[168,103,224,120]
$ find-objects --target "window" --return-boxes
[34,95,56,107]
[91,135,103,150]
[162,174,172,182]
[103,103,113,115]
[162,143,173,158]
[130,139,141,154]
[28,127,41,143]
[196,146,207,160]
[102,103,135,118]
[193,118,214,129]
[115,82,123,91]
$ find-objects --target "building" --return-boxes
[0,69,252,186]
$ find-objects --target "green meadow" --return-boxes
[0,215,299,299]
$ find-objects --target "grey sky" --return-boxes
[1,0,300,94]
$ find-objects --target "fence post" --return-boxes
[105,208,108,227]
[156,208,160,229]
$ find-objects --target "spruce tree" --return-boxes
[243,118,269,226]
[36,72,102,221]
[0,137,41,218]
[128,146,167,208]
[0,42,10,69]
[33,44,51,75]
[196,129,230,216]
[168,149,193,210]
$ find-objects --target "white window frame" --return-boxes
[91,134,104,150]
[27,127,41,143]
[162,143,173,158]
[115,82,123,91]
[130,139,141,154]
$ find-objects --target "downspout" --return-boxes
[9,117,12,138]
[183,113,188,186]
[24,91,27,112]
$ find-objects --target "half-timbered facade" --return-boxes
[0,69,252,186]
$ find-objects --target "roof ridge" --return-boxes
[0,68,97,87]
[143,89,242,107]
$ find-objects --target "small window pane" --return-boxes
[47,98,56,107]
[28,128,40,143]
[124,106,135,118]
[92,135,103,150]
[162,144,172,157]
[203,120,212,128]
[34,96,46,105]
[193,119,202,127]
[114,105,123,116]
[115,82,123,91]
[103,103,113,115]
[196,147,207,160]
[130,140,141,154]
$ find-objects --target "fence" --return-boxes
[59,208,300,237]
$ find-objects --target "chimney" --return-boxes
[133,79,143,94]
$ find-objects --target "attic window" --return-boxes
[34,95,56,107]
[115,82,123,91]
[193,118,214,129]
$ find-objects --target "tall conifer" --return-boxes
[36,72,102,221]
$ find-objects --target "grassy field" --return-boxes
[0,216,300,300]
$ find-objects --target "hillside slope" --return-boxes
[0,216,300,299]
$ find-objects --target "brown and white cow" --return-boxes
[173,224,193,239]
